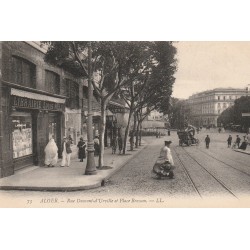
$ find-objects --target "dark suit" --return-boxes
[62,141,72,154]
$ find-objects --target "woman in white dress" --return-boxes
[44,136,58,167]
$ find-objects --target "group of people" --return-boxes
[44,135,87,168]
[111,135,123,154]
[227,133,250,150]
[204,133,250,150]
[44,135,73,168]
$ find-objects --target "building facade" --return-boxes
[0,41,91,177]
[0,41,128,178]
[187,87,248,127]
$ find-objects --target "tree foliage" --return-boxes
[218,96,250,130]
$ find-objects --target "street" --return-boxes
[0,129,249,207]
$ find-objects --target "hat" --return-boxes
[165,140,172,144]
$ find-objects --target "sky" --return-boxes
[172,42,250,99]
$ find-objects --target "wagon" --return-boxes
[177,131,199,146]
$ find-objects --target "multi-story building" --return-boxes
[0,41,126,178]
[187,87,248,127]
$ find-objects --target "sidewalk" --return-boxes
[0,142,147,192]
[233,148,250,155]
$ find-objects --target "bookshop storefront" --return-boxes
[10,88,65,170]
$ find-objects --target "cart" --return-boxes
[177,131,199,146]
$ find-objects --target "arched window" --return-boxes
[12,56,36,88]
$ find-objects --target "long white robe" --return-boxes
[44,139,58,166]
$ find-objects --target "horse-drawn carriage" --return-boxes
[177,130,199,146]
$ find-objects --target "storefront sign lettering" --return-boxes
[12,96,65,111]
[108,107,126,113]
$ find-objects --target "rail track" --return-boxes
[192,147,250,178]
[173,146,239,199]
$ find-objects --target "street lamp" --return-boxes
[85,42,97,175]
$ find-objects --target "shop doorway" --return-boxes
[48,113,61,144]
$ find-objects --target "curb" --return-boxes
[0,143,148,192]
[233,149,250,155]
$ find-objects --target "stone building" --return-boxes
[0,41,91,177]
[0,41,128,178]
[186,87,248,127]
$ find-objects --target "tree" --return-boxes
[217,106,234,127]
[43,42,160,166]
[168,98,191,129]
[218,96,250,131]
[119,42,177,153]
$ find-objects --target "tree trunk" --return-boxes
[130,112,137,151]
[98,101,106,168]
[139,122,142,146]
[123,107,133,154]
[135,119,140,148]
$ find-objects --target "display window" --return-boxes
[12,112,33,159]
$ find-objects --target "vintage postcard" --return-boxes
[0,41,250,208]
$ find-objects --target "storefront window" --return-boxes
[12,113,32,159]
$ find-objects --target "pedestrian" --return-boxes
[68,134,73,144]
[218,127,221,133]
[77,137,86,162]
[236,135,241,148]
[239,136,248,150]
[111,136,117,154]
[156,140,174,166]
[61,136,72,167]
[205,135,210,149]
[118,134,123,154]
[246,132,250,146]
[227,135,232,148]
[94,136,100,156]
[168,130,171,136]
[44,135,58,167]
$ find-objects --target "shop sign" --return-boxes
[12,95,65,111]
[108,106,126,114]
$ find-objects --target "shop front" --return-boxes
[10,88,65,170]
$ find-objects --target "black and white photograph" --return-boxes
[0,41,250,208]
[2,1,250,250]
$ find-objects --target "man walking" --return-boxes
[205,135,210,149]
[61,136,72,167]
[236,135,241,148]
[227,135,232,148]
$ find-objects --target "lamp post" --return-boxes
[85,42,97,175]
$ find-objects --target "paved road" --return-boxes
[0,131,249,207]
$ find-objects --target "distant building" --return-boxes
[187,87,248,127]
[146,110,163,121]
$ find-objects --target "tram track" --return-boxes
[172,147,202,198]
[173,146,239,199]
[192,147,250,179]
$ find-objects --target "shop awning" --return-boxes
[11,88,65,104]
